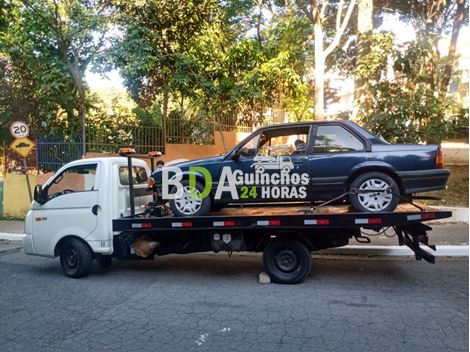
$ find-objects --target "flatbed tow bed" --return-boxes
[112,205,451,284]
[107,152,453,284]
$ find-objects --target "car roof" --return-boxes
[255,120,354,132]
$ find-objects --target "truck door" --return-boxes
[32,163,100,255]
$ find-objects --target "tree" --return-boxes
[296,0,357,120]
[1,0,113,154]
[353,0,372,119]
[440,0,467,97]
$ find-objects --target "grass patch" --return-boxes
[422,164,468,207]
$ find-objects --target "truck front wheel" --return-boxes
[59,238,93,278]
[263,239,311,284]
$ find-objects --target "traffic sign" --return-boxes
[10,121,30,139]
[10,137,35,158]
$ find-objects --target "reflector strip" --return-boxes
[421,212,436,220]
[257,220,281,226]
[355,218,382,225]
[304,219,330,225]
[172,222,193,228]
[131,223,152,229]
[213,220,236,227]
[407,213,436,221]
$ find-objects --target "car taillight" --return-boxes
[435,146,444,168]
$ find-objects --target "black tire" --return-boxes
[263,239,312,284]
[96,254,113,268]
[349,172,400,212]
[59,238,93,278]
[169,179,211,217]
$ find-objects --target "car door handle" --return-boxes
[92,204,100,216]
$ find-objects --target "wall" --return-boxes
[3,173,36,218]
[442,142,469,165]
[161,131,250,163]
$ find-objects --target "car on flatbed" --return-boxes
[150,120,450,217]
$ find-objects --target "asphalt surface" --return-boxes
[0,251,467,352]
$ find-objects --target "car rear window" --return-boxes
[314,126,364,153]
[119,166,148,185]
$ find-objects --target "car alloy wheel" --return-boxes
[174,185,203,215]
[357,178,393,211]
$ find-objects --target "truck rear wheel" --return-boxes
[59,238,93,278]
[263,239,311,284]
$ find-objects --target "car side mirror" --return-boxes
[33,184,46,204]
[231,149,240,160]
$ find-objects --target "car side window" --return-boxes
[47,164,97,198]
[313,126,364,153]
[257,127,309,157]
[119,166,148,185]
[239,133,261,157]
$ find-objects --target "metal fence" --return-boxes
[36,137,82,172]
[166,118,215,144]
[86,124,165,154]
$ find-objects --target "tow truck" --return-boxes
[24,149,452,284]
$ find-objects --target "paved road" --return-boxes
[0,251,467,352]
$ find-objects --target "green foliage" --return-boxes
[355,33,394,80]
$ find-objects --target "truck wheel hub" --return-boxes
[274,249,298,272]
[65,248,78,268]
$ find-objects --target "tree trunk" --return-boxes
[78,86,87,157]
[440,0,466,97]
[353,0,373,121]
[314,17,325,120]
[162,88,168,151]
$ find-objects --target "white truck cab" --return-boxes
[23,157,152,260]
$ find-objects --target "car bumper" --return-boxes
[397,169,450,194]
[23,234,35,255]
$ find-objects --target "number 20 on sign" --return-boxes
[10,121,30,139]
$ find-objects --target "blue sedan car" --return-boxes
[150,121,449,217]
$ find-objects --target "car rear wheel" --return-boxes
[349,172,400,212]
[169,180,211,217]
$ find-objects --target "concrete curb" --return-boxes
[319,245,469,257]
[0,233,24,241]
[428,207,469,224]
[0,232,467,257]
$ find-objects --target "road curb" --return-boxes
[1,233,468,257]
[0,233,24,241]
[319,245,469,257]
[428,207,469,224]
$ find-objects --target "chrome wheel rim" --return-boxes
[357,178,393,211]
[174,186,203,215]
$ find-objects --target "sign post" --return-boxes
[9,121,34,201]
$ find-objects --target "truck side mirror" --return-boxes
[33,184,46,205]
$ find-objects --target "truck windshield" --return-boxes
[119,166,148,185]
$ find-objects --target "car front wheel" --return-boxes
[169,180,211,217]
[349,172,400,212]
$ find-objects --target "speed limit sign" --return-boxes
[10,121,30,139]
